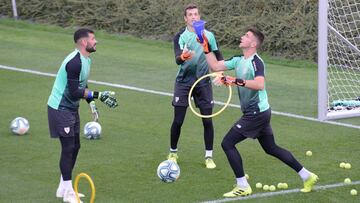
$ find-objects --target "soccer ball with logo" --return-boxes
[157,160,180,183]
[10,117,30,135]
[83,121,102,139]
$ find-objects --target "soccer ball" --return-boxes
[83,121,101,139]
[157,160,180,183]
[10,117,29,135]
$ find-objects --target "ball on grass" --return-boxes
[269,185,276,191]
[344,178,351,184]
[344,163,351,169]
[339,162,346,168]
[277,183,283,189]
[283,183,288,189]
[255,182,262,189]
[263,185,269,191]
[350,189,357,195]
[306,150,312,156]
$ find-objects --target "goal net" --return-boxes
[318,0,360,120]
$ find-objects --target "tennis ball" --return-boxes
[245,174,249,180]
[277,183,283,189]
[283,183,288,189]
[263,185,269,191]
[345,163,352,169]
[340,162,346,168]
[255,182,263,189]
[269,185,276,191]
[306,150,312,156]
[350,189,357,195]
[344,178,351,184]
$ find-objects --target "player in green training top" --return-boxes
[198,27,318,197]
[47,28,117,203]
[167,3,224,169]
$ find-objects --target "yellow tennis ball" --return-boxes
[340,162,346,168]
[277,183,283,189]
[255,182,262,189]
[306,151,312,156]
[344,178,351,184]
[245,174,249,180]
[345,163,351,169]
[263,185,269,191]
[269,185,276,191]
[283,183,288,189]
[350,189,357,195]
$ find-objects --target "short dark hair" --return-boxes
[246,27,265,48]
[73,28,94,43]
[184,3,199,16]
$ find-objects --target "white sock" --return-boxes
[298,167,311,181]
[236,176,249,188]
[58,175,64,189]
[63,180,74,192]
[170,148,177,153]
[205,150,213,158]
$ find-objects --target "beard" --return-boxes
[86,44,96,53]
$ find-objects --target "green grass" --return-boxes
[0,19,360,203]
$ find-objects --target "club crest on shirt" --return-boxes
[236,124,242,129]
[175,97,179,103]
[64,127,70,134]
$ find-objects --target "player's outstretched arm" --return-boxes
[197,34,227,72]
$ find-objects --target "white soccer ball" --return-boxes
[83,121,101,139]
[157,160,180,183]
[10,117,29,135]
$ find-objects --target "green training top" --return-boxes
[225,53,270,114]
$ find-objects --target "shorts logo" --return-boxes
[175,97,179,103]
[64,127,70,134]
[236,124,242,129]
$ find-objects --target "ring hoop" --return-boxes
[188,72,232,118]
[74,172,96,203]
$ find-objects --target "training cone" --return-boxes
[193,20,206,43]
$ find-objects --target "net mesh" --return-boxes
[327,0,360,111]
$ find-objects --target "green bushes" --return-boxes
[0,0,318,59]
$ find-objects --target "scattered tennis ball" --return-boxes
[263,185,269,191]
[345,163,352,169]
[255,182,263,189]
[344,178,351,184]
[350,189,357,195]
[277,183,283,189]
[306,150,312,156]
[245,174,249,180]
[340,162,346,168]
[283,183,288,189]
[269,185,276,191]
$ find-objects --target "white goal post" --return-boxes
[318,0,360,120]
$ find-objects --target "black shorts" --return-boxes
[231,108,273,139]
[172,82,214,109]
[47,106,80,138]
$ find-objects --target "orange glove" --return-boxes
[180,50,193,61]
[196,34,210,54]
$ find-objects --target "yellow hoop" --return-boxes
[74,172,96,203]
[188,72,232,118]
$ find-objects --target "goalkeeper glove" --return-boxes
[89,101,99,122]
[99,91,118,108]
[196,33,210,54]
[180,50,193,61]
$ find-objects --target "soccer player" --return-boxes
[167,3,223,169]
[198,27,318,197]
[47,28,118,203]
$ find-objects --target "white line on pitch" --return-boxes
[200,180,360,203]
[1,64,359,130]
